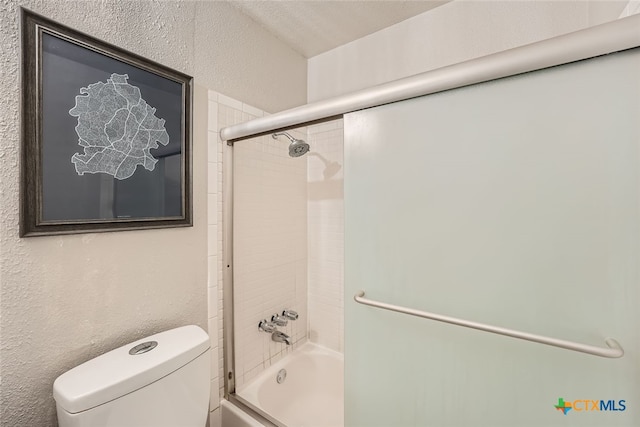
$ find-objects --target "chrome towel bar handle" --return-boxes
[353,290,623,359]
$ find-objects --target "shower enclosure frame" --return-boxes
[222,123,336,427]
[220,14,640,426]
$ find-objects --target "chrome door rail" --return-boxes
[221,15,640,142]
[354,291,624,358]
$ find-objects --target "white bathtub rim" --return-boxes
[221,398,271,427]
[236,341,344,426]
[239,341,343,397]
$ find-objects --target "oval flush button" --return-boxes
[129,341,158,355]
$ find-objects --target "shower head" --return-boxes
[288,139,310,158]
[272,132,310,158]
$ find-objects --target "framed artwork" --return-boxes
[20,9,192,237]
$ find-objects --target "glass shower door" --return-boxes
[344,48,640,427]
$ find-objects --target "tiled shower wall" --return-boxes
[207,90,224,417]
[209,91,308,400]
[307,120,345,353]
[232,122,308,391]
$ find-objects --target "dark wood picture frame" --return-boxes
[20,9,192,237]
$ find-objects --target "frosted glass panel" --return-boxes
[344,48,640,427]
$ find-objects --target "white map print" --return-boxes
[69,73,170,180]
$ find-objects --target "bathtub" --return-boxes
[234,342,344,427]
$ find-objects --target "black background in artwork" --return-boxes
[41,32,183,222]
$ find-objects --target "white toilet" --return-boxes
[53,325,210,427]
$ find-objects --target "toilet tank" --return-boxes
[54,325,210,427]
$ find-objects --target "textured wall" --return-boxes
[308,0,629,101]
[194,1,307,113]
[0,1,306,426]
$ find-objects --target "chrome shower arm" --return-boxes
[272,132,296,143]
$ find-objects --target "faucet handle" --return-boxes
[271,314,288,327]
[282,309,299,320]
[258,320,277,333]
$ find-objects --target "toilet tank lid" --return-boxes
[53,325,210,414]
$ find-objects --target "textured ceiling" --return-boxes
[227,0,449,58]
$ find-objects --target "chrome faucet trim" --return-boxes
[258,320,277,333]
[282,309,299,320]
[271,331,292,345]
[271,314,288,327]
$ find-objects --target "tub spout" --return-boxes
[272,331,292,345]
